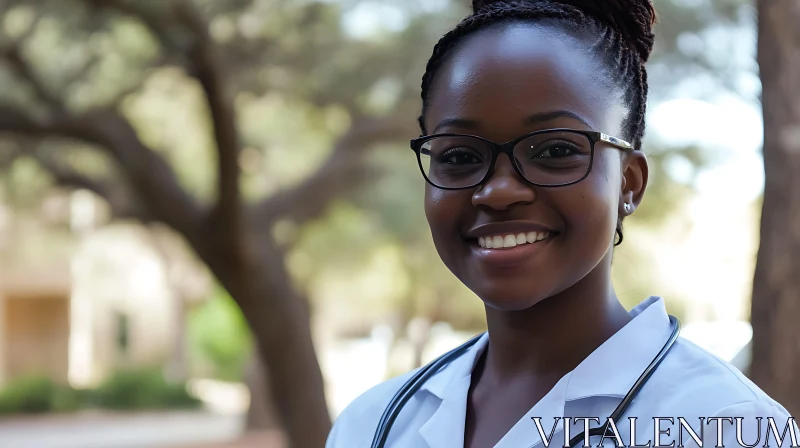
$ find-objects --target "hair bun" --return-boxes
[470,0,657,63]
[559,0,657,62]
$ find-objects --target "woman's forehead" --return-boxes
[426,23,628,139]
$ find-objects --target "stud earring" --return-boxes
[624,203,631,213]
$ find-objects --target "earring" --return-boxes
[624,203,631,213]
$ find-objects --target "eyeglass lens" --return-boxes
[418,130,593,188]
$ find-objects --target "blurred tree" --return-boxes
[0,0,766,444]
[749,0,800,417]
[0,0,430,445]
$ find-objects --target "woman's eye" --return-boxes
[440,149,482,164]
[533,144,577,158]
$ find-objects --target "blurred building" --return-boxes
[0,191,210,388]
[0,262,71,385]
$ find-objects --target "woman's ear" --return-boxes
[619,151,648,215]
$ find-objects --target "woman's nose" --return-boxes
[471,154,536,210]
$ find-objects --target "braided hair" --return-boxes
[418,0,657,246]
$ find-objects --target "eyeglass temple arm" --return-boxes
[599,133,633,150]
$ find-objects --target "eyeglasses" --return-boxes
[409,128,633,190]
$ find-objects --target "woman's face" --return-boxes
[423,23,647,311]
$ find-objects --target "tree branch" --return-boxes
[31,148,151,221]
[174,0,241,235]
[0,104,204,234]
[250,116,414,226]
[86,0,242,238]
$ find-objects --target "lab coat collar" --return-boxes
[416,296,673,448]
[419,296,672,401]
[564,296,672,401]
[419,331,489,400]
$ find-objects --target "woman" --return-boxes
[326,1,795,447]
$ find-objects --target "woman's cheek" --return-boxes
[424,190,460,254]
[572,160,620,242]
[425,187,468,225]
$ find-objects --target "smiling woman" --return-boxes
[326,1,796,448]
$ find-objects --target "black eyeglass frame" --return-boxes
[409,128,634,190]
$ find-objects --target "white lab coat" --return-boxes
[326,297,797,448]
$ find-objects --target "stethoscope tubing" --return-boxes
[371,332,485,448]
[371,316,681,448]
[565,315,681,447]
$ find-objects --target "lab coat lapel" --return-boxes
[418,374,474,448]
[492,373,571,448]
[418,333,489,448]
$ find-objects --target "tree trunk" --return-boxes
[196,235,331,448]
[244,348,279,430]
[749,0,800,417]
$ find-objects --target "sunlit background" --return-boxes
[0,0,774,447]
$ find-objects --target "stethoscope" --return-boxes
[371,315,681,448]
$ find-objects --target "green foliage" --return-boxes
[0,369,201,415]
[0,375,80,415]
[359,145,427,243]
[188,286,253,382]
[89,368,201,410]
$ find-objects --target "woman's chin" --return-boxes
[471,285,552,312]
[484,299,544,312]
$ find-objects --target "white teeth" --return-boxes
[492,235,504,248]
[478,232,552,249]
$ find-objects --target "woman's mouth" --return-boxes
[465,221,558,265]
[469,231,555,267]
[478,231,551,249]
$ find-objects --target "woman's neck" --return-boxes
[481,262,632,381]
